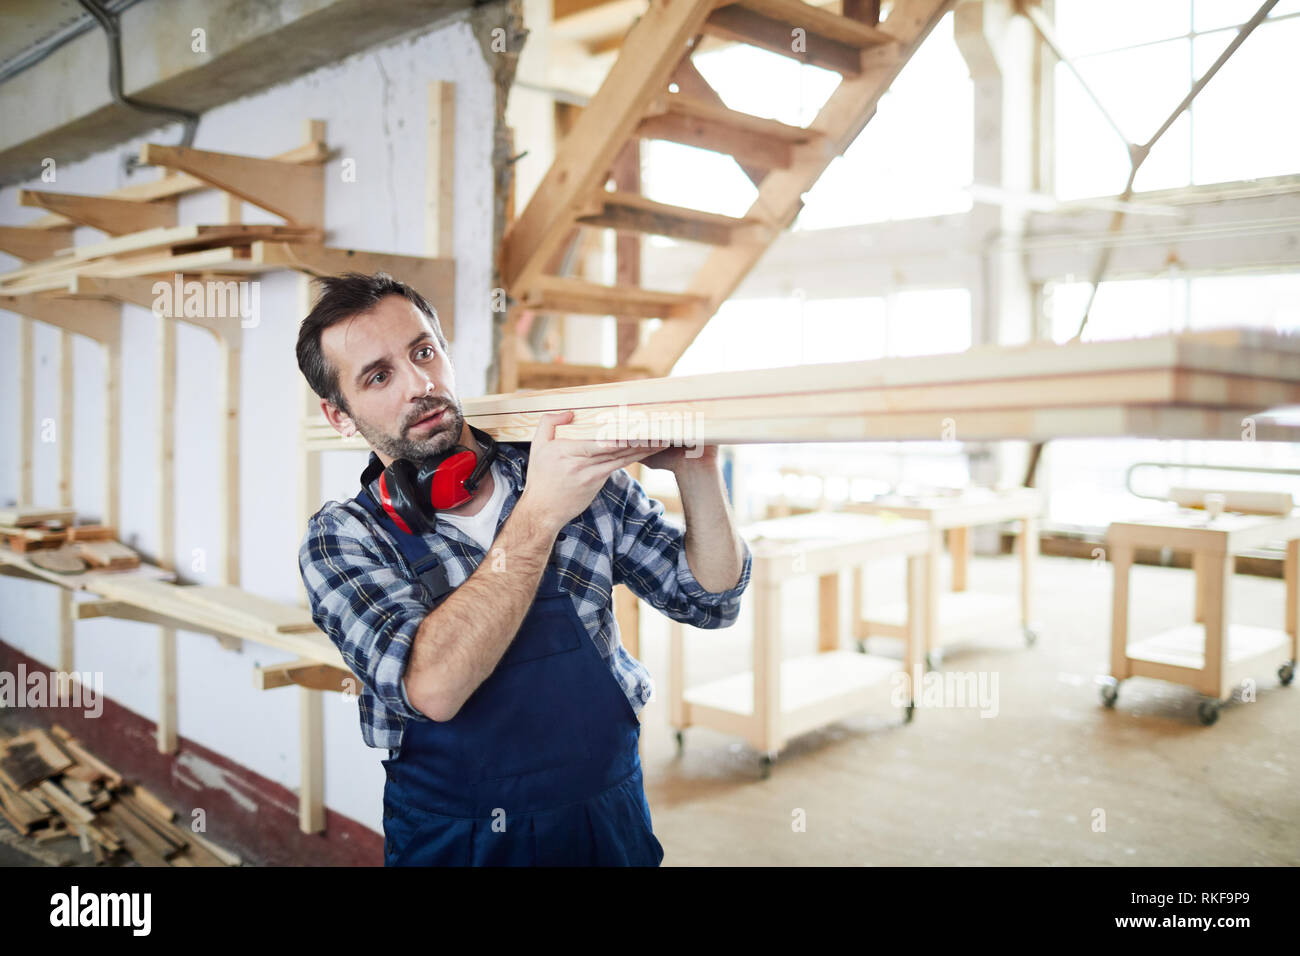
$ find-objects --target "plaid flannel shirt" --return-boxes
[298,440,753,752]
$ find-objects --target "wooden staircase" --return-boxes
[499,0,955,391]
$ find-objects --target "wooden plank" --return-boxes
[0,506,75,527]
[473,334,1300,415]
[948,525,970,592]
[300,688,325,833]
[100,806,171,866]
[752,580,781,754]
[18,190,177,235]
[818,572,840,652]
[174,586,318,634]
[18,318,33,503]
[427,82,456,257]
[76,540,140,570]
[37,781,96,826]
[59,223,324,264]
[49,728,124,788]
[84,575,347,667]
[1110,546,1133,681]
[468,402,1300,445]
[130,786,176,823]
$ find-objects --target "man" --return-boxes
[295,272,752,866]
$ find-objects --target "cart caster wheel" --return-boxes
[673,730,685,756]
[1100,682,1119,708]
[1280,661,1295,686]
[759,754,774,779]
[854,640,867,654]
[904,702,916,724]
[1197,699,1221,726]
[1024,627,1038,647]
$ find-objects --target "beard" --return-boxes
[353,396,466,462]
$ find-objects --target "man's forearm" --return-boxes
[676,461,746,593]
[403,501,558,721]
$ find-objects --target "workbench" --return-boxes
[848,487,1043,668]
[1103,511,1300,725]
[667,511,932,777]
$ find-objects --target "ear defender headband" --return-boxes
[369,426,499,535]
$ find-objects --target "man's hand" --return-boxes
[515,411,660,535]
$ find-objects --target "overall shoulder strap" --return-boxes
[355,487,454,602]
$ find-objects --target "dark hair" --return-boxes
[296,271,449,415]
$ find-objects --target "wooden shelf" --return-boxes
[80,575,347,671]
[1125,624,1291,691]
[0,548,348,679]
[0,549,173,592]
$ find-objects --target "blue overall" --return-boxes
[356,486,665,867]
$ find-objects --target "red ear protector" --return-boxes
[369,426,499,535]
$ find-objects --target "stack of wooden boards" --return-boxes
[461,328,1300,445]
[0,726,239,866]
[0,506,139,573]
[0,223,322,296]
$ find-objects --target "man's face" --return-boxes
[319,295,465,465]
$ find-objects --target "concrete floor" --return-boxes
[2,552,1294,866]
[634,553,1299,866]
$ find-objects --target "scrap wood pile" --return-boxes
[0,725,240,866]
[0,222,323,295]
[0,505,139,573]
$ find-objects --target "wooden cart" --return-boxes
[668,511,932,778]
[848,487,1042,668]
[1103,511,1300,725]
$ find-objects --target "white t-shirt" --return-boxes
[436,459,508,553]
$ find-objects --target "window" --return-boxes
[1053,0,1300,199]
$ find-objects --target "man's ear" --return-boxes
[322,399,358,438]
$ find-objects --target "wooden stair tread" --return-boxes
[653,92,818,142]
[525,276,708,318]
[722,0,896,49]
[702,1,887,76]
[577,190,762,244]
[636,92,821,169]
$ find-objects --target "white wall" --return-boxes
[0,14,498,837]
